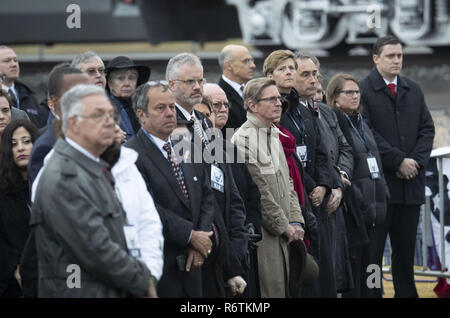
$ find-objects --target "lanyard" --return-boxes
[345,113,371,154]
[287,107,306,143]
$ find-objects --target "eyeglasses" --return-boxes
[86,68,105,76]
[212,102,231,110]
[173,78,206,87]
[76,112,121,124]
[340,90,360,97]
[257,96,282,104]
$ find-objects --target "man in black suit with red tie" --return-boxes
[125,81,216,298]
[360,36,435,298]
[217,45,256,132]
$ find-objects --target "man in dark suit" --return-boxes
[165,54,248,297]
[360,36,435,298]
[203,83,262,298]
[125,81,217,298]
[27,66,89,185]
[278,52,335,297]
[218,45,256,132]
[0,46,48,128]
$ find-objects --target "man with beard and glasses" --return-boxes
[166,53,212,150]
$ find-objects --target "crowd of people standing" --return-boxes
[0,35,435,298]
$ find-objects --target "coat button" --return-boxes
[401,136,406,141]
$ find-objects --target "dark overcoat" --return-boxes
[360,68,435,205]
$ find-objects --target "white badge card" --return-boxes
[367,156,380,179]
[211,165,225,193]
[123,225,141,258]
[296,145,308,167]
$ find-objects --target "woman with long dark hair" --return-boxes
[0,119,39,297]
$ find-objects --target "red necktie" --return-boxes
[388,83,396,98]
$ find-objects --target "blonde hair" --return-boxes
[262,50,297,76]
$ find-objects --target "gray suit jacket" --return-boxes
[11,107,30,121]
[31,138,150,298]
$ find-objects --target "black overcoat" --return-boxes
[360,68,435,205]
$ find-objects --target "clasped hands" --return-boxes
[309,185,326,208]
[396,158,420,180]
[284,223,305,244]
[185,230,214,272]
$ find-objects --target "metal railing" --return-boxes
[383,147,450,279]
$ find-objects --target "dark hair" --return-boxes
[0,119,40,193]
[199,95,214,114]
[132,80,170,114]
[372,35,402,56]
[48,64,82,97]
[0,89,13,107]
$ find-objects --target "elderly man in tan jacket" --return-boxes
[231,77,305,298]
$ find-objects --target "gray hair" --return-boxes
[243,77,277,112]
[60,84,106,133]
[218,49,233,70]
[132,80,170,114]
[294,49,320,69]
[71,51,103,69]
[165,53,203,81]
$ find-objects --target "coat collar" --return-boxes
[53,138,109,178]
[369,67,410,92]
[246,112,280,136]
[219,77,244,107]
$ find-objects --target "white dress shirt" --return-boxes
[383,76,398,93]
[222,75,244,97]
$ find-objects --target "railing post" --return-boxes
[422,201,429,271]
[438,157,446,272]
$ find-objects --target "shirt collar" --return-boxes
[2,82,16,94]
[222,75,244,97]
[141,127,171,154]
[383,76,398,86]
[176,103,198,121]
[65,137,100,163]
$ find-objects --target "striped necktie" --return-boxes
[190,117,209,147]
[163,142,190,204]
[8,89,19,108]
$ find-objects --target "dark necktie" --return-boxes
[8,89,18,108]
[163,142,190,204]
[388,83,396,98]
